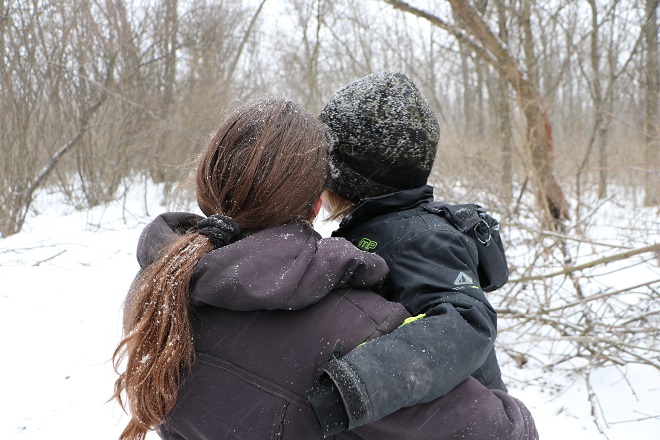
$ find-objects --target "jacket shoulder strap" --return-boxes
[423,201,508,292]
[423,202,494,245]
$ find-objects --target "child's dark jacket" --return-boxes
[311,185,508,432]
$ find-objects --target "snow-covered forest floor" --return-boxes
[0,181,658,439]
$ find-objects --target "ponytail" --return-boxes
[112,234,212,440]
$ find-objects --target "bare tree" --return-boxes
[0,1,114,235]
[587,0,609,199]
[382,0,570,223]
[276,0,327,113]
[573,1,641,204]
[644,0,660,205]
[493,0,513,199]
[1,0,657,234]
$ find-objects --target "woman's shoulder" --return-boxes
[324,287,410,342]
[189,224,392,312]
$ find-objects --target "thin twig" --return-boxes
[510,243,660,282]
[538,279,660,313]
[32,250,67,266]
[506,222,633,249]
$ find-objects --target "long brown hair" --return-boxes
[112,98,331,439]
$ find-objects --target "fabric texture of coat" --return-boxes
[133,212,537,440]
[309,185,508,432]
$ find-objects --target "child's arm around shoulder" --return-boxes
[307,226,502,434]
[308,306,496,434]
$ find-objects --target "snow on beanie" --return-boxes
[319,71,440,203]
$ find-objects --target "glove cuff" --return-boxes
[321,358,371,429]
[307,374,349,437]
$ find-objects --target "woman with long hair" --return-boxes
[112,98,537,440]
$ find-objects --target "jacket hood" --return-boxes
[136,212,389,311]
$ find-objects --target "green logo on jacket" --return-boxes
[357,237,378,251]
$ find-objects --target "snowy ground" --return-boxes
[0,183,658,439]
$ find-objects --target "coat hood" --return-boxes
[136,212,389,311]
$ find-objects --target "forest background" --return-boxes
[1,0,659,438]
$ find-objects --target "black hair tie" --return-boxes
[191,214,240,248]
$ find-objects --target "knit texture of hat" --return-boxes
[319,71,440,203]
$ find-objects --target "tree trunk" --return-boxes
[586,0,608,199]
[452,7,473,138]
[450,0,569,221]
[476,59,485,138]
[163,0,178,108]
[495,0,512,199]
[383,0,570,222]
[304,0,324,113]
[644,0,660,206]
[495,75,513,198]
[150,0,179,185]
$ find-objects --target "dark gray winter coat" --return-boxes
[134,212,537,440]
[310,185,507,432]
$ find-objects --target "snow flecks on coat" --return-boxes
[135,212,390,312]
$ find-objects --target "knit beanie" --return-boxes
[319,71,440,203]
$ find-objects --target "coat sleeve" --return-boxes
[349,376,539,440]
[307,229,503,434]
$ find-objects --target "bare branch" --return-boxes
[381,0,498,66]
[511,243,660,282]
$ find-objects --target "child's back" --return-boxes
[308,71,508,435]
[331,184,507,391]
